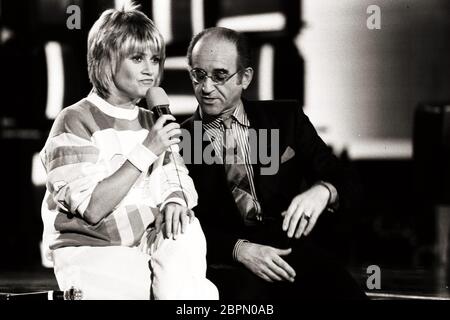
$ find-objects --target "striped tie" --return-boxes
[222,117,259,225]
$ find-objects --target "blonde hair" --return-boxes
[87,3,165,99]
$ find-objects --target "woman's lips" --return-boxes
[139,79,154,85]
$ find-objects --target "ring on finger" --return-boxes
[303,213,311,223]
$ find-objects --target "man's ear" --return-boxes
[241,67,254,90]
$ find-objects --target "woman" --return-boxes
[40,4,218,300]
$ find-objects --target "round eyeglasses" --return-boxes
[189,68,243,86]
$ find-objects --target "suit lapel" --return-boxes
[242,100,288,197]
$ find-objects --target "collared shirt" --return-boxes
[200,101,262,220]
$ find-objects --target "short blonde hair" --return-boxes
[87,4,165,99]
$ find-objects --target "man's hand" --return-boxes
[236,242,296,283]
[155,203,195,240]
[281,184,330,239]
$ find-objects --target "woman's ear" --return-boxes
[241,67,254,90]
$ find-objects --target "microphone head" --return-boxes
[146,87,169,109]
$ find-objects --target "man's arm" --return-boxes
[294,107,348,207]
[281,106,348,238]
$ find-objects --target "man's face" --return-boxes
[190,37,252,116]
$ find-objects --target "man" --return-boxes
[181,27,366,299]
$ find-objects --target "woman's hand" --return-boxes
[143,115,181,156]
[155,203,195,240]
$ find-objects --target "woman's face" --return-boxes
[108,49,161,106]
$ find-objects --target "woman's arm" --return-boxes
[84,115,182,224]
[44,110,181,225]
[82,160,142,224]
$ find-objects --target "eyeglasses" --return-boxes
[189,68,243,86]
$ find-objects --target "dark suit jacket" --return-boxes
[181,99,350,265]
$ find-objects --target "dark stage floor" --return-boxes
[0,265,449,300]
[351,265,450,300]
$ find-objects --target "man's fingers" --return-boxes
[304,211,319,236]
[287,198,299,217]
[275,248,292,256]
[294,215,309,239]
[287,210,303,238]
[282,202,298,231]
[263,268,283,282]
[262,247,296,281]
[268,260,293,282]
[258,272,274,283]
[273,255,296,280]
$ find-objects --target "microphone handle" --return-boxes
[154,105,171,116]
[152,105,188,205]
[154,105,175,124]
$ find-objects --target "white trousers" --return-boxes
[52,218,219,300]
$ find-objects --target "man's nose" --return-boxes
[201,77,215,93]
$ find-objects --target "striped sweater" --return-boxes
[40,93,197,262]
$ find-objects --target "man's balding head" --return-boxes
[187,27,252,71]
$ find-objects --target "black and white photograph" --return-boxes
[0,0,449,309]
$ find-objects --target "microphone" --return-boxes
[145,87,188,207]
[146,87,173,122]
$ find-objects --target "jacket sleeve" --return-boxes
[41,108,108,217]
[205,220,242,264]
[294,107,356,211]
